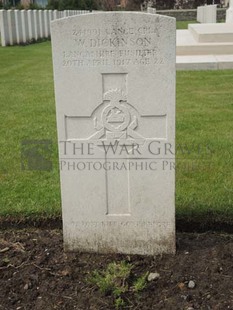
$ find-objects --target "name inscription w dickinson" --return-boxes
[62,24,165,67]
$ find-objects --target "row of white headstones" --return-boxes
[1,4,233,48]
[147,3,233,24]
[0,9,90,47]
[197,1,233,23]
[197,4,218,23]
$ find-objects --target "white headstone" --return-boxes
[33,10,40,40]
[147,7,156,14]
[15,10,23,44]
[38,10,46,38]
[0,10,9,46]
[43,10,49,38]
[197,5,217,23]
[53,10,59,20]
[205,5,217,23]
[199,6,204,22]
[21,10,30,43]
[27,10,36,40]
[51,12,176,255]
[7,10,17,45]
[226,0,233,23]
[48,10,53,36]
[49,9,53,22]
[197,6,202,22]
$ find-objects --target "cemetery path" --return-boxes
[0,229,232,310]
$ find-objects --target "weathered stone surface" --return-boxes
[51,12,176,255]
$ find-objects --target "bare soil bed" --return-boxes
[0,229,232,310]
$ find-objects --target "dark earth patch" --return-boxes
[1,216,233,233]
[0,229,232,310]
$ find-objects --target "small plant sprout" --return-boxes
[88,261,149,308]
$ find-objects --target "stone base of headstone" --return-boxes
[189,23,233,43]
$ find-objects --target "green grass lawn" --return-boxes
[176,20,197,29]
[176,20,225,29]
[0,42,233,224]
[0,42,59,217]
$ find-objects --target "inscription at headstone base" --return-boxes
[51,12,176,255]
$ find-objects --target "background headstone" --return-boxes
[53,10,59,21]
[0,10,10,46]
[33,10,40,40]
[7,10,17,45]
[21,10,30,43]
[51,12,176,255]
[226,0,233,23]
[38,10,46,38]
[27,10,36,41]
[147,7,156,14]
[44,10,49,38]
[197,5,217,23]
[15,10,23,45]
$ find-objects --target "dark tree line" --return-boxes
[126,0,222,10]
[47,0,98,10]
[0,0,223,10]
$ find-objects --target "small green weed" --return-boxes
[133,272,149,292]
[88,261,148,309]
